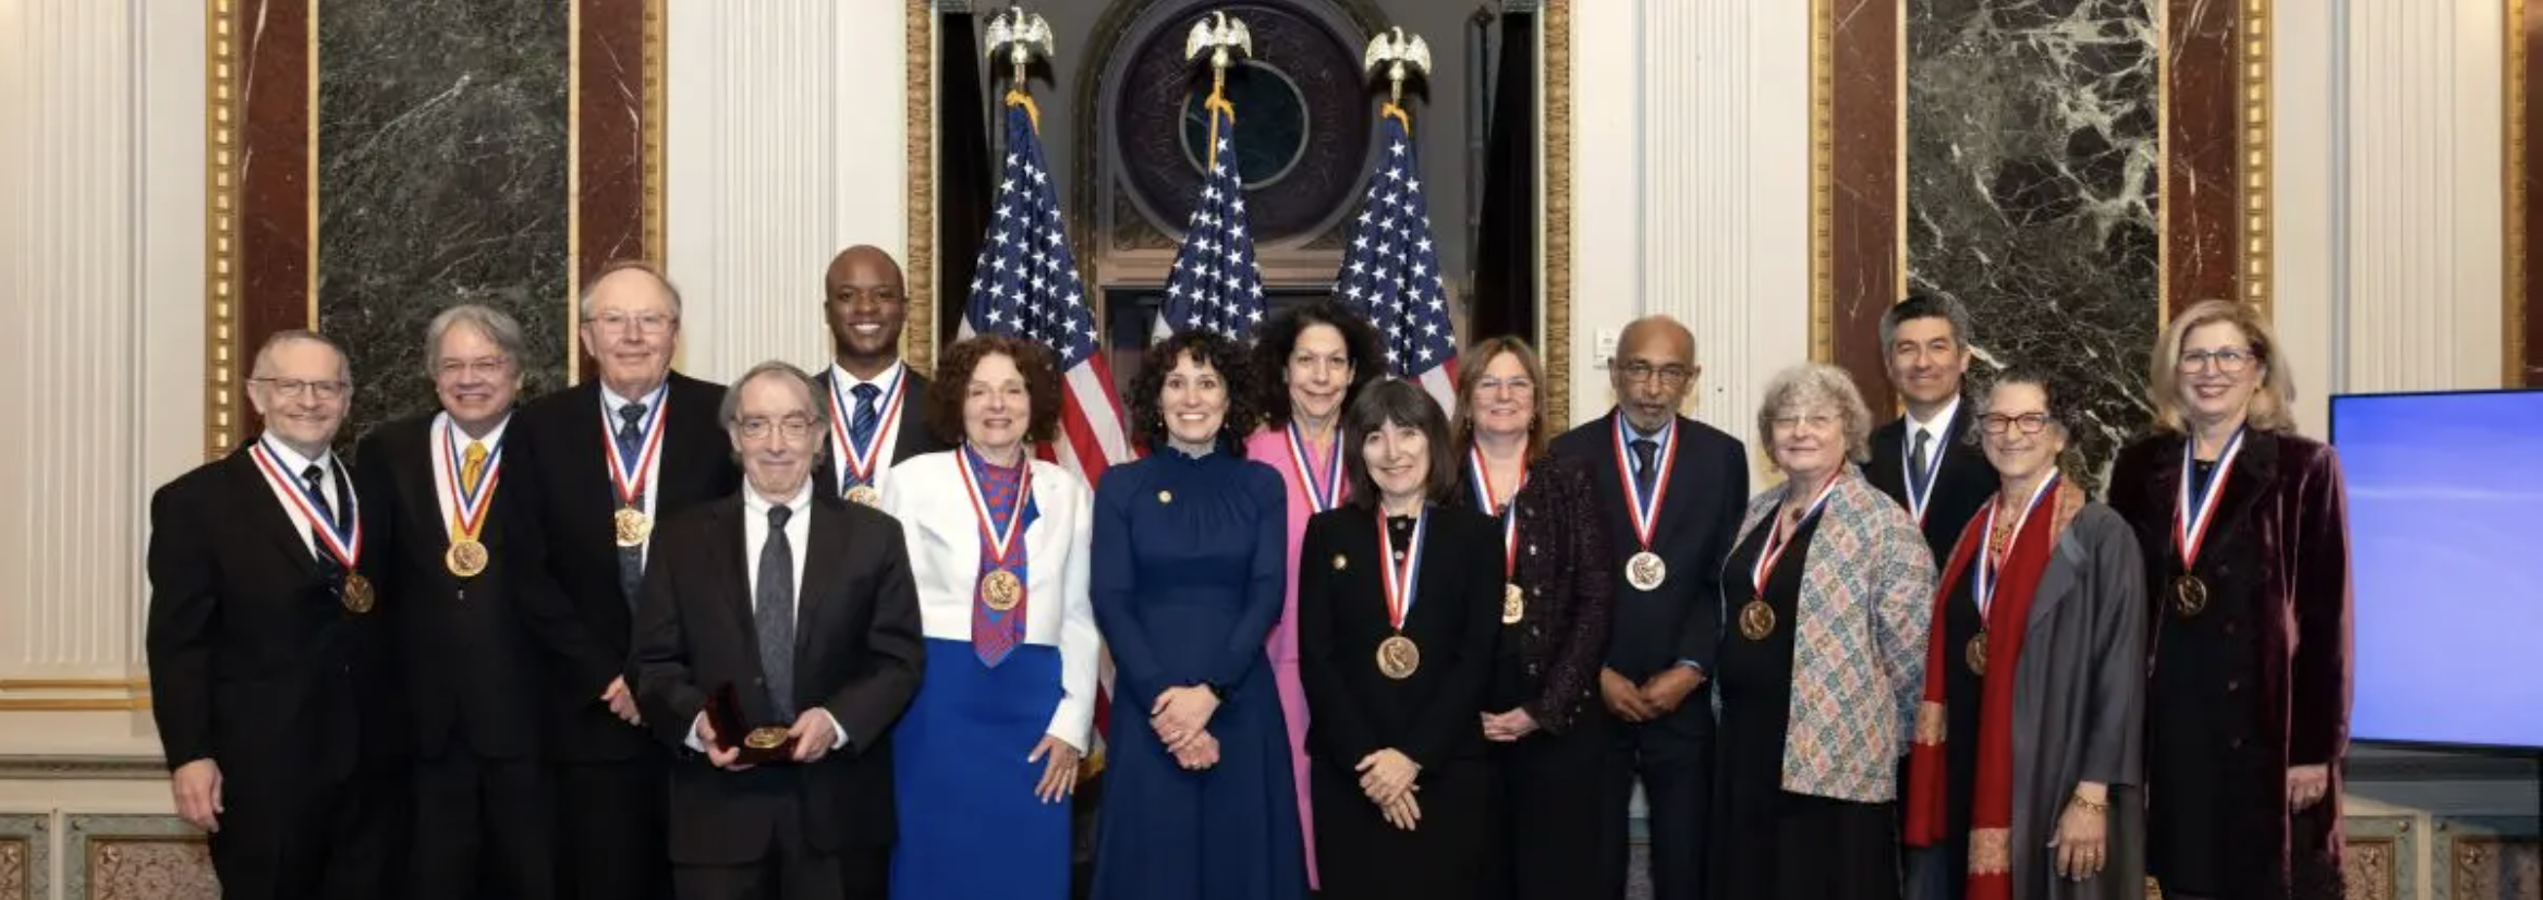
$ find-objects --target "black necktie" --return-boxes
[616,402,650,606]
[1908,428,1934,500]
[302,464,343,578]
[1631,438,1659,498]
[757,504,797,720]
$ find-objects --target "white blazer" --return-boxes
[879,450,1100,752]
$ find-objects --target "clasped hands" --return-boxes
[1600,665,1704,723]
[693,707,840,770]
[1150,685,1223,771]
[1357,748,1422,831]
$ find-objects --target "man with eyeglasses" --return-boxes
[812,246,950,508]
[629,360,924,900]
[1864,291,1995,567]
[147,330,405,898]
[1549,314,1750,900]
[354,304,587,899]
[512,260,742,900]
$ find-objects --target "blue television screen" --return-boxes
[2331,389,2543,750]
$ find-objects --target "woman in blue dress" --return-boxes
[880,336,1102,900]
[1089,330,1307,900]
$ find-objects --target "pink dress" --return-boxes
[1242,425,1334,888]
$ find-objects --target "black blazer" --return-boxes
[810,367,950,495]
[1863,402,1996,565]
[1296,504,1505,771]
[146,447,402,784]
[510,373,742,762]
[631,491,926,864]
[1549,411,1750,681]
[355,411,586,761]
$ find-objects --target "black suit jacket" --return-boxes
[147,447,402,784]
[356,411,584,761]
[1862,402,1995,565]
[810,367,949,497]
[511,373,742,762]
[1296,504,1505,772]
[631,491,926,864]
[1549,412,1750,682]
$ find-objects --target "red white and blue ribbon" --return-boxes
[1468,446,1524,580]
[250,440,362,569]
[1611,415,1679,552]
[826,364,907,494]
[1975,471,2061,619]
[1286,421,1344,513]
[2173,426,2247,569]
[601,385,668,509]
[1377,505,1429,628]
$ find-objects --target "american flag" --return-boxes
[1151,97,1267,342]
[1336,109,1458,410]
[964,99,1131,765]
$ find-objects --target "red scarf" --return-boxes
[1903,480,2083,899]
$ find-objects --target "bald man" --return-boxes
[1549,315,1751,900]
[812,246,950,507]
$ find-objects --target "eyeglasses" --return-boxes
[585,312,678,335]
[1979,413,2054,435]
[1619,362,1695,387]
[435,357,513,380]
[1769,413,1840,432]
[2177,347,2257,374]
[735,416,818,441]
[251,377,349,400]
[1474,377,1535,395]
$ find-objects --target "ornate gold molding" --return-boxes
[1808,0,1835,363]
[2242,0,2275,319]
[644,0,667,269]
[0,679,151,712]
[1543,1,1573,428]
[2509,0,2528,386]
[203,0,241,461]
[905,3,939,375]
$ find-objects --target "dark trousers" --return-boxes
[1500,708,1614,900]
[208,763,405,900]
[1600,701,1712,900]
[556,753,670,900]
[670,792,887,900]
[410,747,555,900]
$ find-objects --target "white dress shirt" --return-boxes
[687,478,847,752]
[430,412,511,534]
[1905,394,1962,458]
[827,360,910,498]
[600,384,668,560]
[251,432,351,560]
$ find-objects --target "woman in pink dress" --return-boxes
[1241,300,1387,888]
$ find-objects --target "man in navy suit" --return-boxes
[810,245,950,506]
[1549,315,1750,900]
[1861,291,1993,564]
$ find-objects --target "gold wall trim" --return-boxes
[2242,0,2275,319]
[204,0,241,461]
[2509,0,2528,386]
[0,680,149,690]
[1543,1,1573,428]
[1808,0,1834,363]
[0,679,151,711]
[905,4,939,375]
[644,0,667,268]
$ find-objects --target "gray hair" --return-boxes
[1754,362,1875,466]
[251,329,352,382]
[718,360,831,431]
[422,303,527,376]
[1878,291,1975,353]
[577,259,687,321]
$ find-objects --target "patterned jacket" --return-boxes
[1718,467,1937,803]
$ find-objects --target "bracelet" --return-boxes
[2068,793,2110,813]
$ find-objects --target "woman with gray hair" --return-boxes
[1709,362,1937,900]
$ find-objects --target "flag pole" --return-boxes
[1366,26,1433,136]
[1185,10,1252,169]
[987,5,1052,132]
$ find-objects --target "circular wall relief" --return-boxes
[1113,3,1370,243]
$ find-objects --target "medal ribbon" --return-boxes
[826,366,907,494]
[436,419,505,542]
[1611,415,1680,551]
[1376,505,1428,631]
[1286,421,1344,512]
[250,441,363,570]
[1468,446,1525,580]
[1974,471,2061,621]
[1902,417,1953,524]
[958,445,1034,571]
[1751,470,1844,594]
[2173,426,2247,569]
[600,386,669,509]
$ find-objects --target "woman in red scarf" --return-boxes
[1903,368,2149,900]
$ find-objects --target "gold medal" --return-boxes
[342,573,377,614]
[1738,598,1776,640]
[843,484,881,507]
[2174,574,2208,616]
[743,726,792,750]
[1501,584,1525,625]
[444,539,489,578]
[1967,632,1988,676]
[981,569,1024,612]
[1376,634,1421,679]
[614,507,652,547]
[1626,551,1667,592]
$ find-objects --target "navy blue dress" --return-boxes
[1088,448,1308,900]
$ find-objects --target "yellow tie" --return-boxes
[461,441,488,497]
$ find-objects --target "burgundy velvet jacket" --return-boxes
[2108,428,2354,896]
[1449,453,1613,735]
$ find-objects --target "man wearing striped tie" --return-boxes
[813,246,952,509]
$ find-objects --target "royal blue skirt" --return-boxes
[890,639,1071,900]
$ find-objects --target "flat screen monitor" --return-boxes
[2330,388,2543,750]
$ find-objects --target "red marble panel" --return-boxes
[2165,0,2240,317]
[232,0,314,445]
[1825,0,1902,408]
[2520,0,2543,386]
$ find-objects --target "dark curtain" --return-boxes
[936,11,994,354]
[1467,8,1538,342]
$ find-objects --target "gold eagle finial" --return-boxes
[1363,26,1432,107]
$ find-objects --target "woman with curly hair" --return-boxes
[1087,329,1305,899]
[1238,299,1387,887]
[880,335,1100,900]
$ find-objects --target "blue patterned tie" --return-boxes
[616,402,649,606]
[848,383,881,460]
[757,504,797,719]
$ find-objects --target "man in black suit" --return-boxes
[1861,291,1993,563]
[148,330,405,899]
[356,304,584,899]
[513,260,743,900]
[812,245,949,506]
[632,360,925,900]
[1549,315,1750,900]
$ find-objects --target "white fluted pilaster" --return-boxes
[666,0,908,383]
